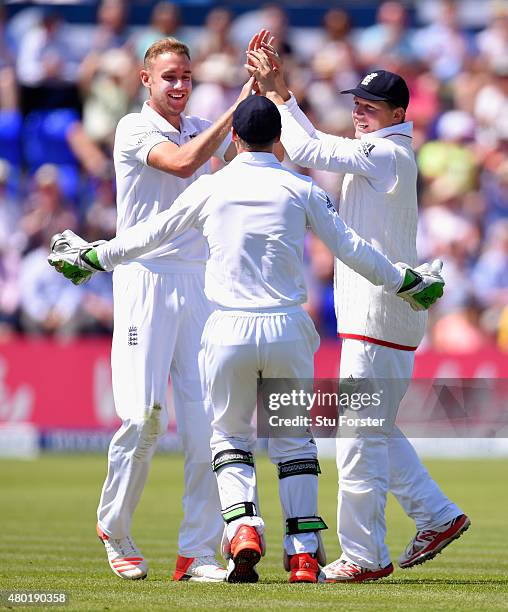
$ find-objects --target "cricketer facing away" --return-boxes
[49,95,445,583]
[87,37,258,583]
[247,34,470,582]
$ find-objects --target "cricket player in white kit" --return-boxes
[88,38,258,582]
[49,95,445,584]
[247,36,470,582]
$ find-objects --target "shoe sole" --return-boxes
[227,548,260,583]
[325,565,393,583]
[174,574,225,583]
[290,576,318,583]
[399,516,471,569]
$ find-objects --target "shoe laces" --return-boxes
[104,535,140,560]
[329,557,357,570]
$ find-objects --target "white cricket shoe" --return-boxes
[398,514,471,568]
[96,524,148,580]
[322,555,394,582]
[173,555,226,582]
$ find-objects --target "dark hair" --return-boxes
[236,135,277,150]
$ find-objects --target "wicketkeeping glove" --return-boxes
[47,229,106,286]
[396,259,445,311]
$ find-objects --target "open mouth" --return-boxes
[168,93,186,100]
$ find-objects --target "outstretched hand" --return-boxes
[245,29,290,102]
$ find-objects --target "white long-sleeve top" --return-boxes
[97,152,404,310]
[113,101,230,271]
[278,96,427,348]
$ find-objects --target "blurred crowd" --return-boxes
[1,0,507,352]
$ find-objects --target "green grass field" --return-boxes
[1,454,507,611]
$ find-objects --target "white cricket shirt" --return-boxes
[113,101,231,271]
[97,152,404,309]
[278,96,427,349]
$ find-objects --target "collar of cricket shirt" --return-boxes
[141,102,198,139]
[234,151,279,165]
[360,121,413,141]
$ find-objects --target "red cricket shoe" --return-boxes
[322,556,394,583]
[398,514,471,569]
[226,525,262,583]
[288,553,320,583]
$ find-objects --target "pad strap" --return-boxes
[212,449,255,473]
[277,458,321,479]
[222,502,257,524]
[285,516,328,535]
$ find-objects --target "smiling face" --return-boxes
[352,96,405,138]
[141,51,192,129]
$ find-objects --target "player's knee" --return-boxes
[132,403,167,461]
[268,437,318,465]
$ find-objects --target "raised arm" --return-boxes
[147,77,255,177]
[247,45,396,185]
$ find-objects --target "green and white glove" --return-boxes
[48,229,105,286]
[396,259,445,311]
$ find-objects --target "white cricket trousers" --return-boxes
[97,264,222,557]
[337,339,462,568]
[203,306,321,556]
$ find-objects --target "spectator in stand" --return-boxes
[194,7,238,64]
[356,1,416,70]
[319,8,356,63]
[18,166,82,336]
[472,219,508,315]
[412,0,475,82]
[303,234,336,339]
[418,177,481,265]
[231,4,293,59]
[261,4,293,58]
[476,2,508,67]
[82,166,117,243]
[479,116,508,225]
[134,2,183,61]
[89,0,131,53]
[474,57,508,148]
[79,0,136,109]
[81,48,139,150]
[418,110,479,196]
[19,241,83,336]
[0,159,21,335]
[0,1,17,111]
[71,272,114,336]
[305,49,355,130]
[306,9,358,113]
[19,164,78,254]
[16,9,82,114]
[0,242,20,336]
[187,53,243,124]
[430,295,488,353]
[0,160,22,250]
